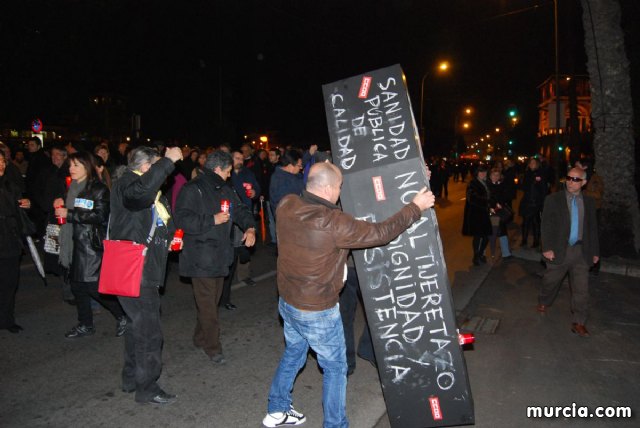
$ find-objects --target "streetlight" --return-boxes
[419,61,450,143]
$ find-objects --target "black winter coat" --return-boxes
[0,175,24,259]
[175,170,255,278]
[43,163,70,223]
[67,180,109,282]
[487,180,510,236]
[519,168,547,217]
[109,158,176,287]
[462,178,492,237]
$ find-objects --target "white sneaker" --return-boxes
[262,406,306,427]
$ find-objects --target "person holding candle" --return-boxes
[174,151,256,365]
[53,151,127,339]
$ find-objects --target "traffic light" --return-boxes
[508,140,513,145]
[508,108,517,118]
[558,146,564,151]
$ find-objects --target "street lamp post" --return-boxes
[419,73,429,143]
[553,0,562,180]
[419,61,449,144]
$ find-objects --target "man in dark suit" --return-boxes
[537,167,600,337]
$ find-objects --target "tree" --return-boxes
[581,0,640,256]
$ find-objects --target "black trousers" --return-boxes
[0,256,20,329]
[339,267,375,372]
[118,285,164,402]
[472,235,489,260]
[522,212,541,244]
[70,280,125,327]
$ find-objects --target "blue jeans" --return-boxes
[268,298,348,428]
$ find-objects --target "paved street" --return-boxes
[2,180,639,427]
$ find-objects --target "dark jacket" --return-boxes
[519,168,547,217]
[175,169,255,278]
[230,167,261,208]
[43,162,70,223]
[110,158,176,287]
[276,190,422,311]
[269,167,303,214]
[541,190,599,265]
[25,148,50,209]
[462,178,492,237]
[502,166,517,202]
[0,174,24,259]
[487,179,511,236]
[67,180,109,282]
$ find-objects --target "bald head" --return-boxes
[307,162,342,204]
[307,162,341,189]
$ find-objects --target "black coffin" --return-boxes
[322,64,474,428]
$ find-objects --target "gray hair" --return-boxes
[204,151,233,171]
[128,146,159,171]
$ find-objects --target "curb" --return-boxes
[511,247,640,278]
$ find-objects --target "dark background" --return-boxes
[1,0,638,152]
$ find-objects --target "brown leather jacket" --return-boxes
[276,190,422,311]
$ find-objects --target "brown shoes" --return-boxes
[536,304,548,313]
[571,323,590,337]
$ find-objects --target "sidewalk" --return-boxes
[455,256,640,428]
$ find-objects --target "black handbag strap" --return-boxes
[106,206,157,244]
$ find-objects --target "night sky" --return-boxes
[1,0,638,150]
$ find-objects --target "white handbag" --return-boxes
[43,223,61,255]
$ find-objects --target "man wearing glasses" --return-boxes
[537,167,600,337]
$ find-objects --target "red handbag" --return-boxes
[98,209,157,298]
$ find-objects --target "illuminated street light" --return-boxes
[462,122,470,129]
[495,127,501,133]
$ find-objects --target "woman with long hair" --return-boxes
[53,151,127,338]
[462,164,492,265]
[487,167,513,259]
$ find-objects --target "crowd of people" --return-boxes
[1,134,602,425]
[460,154,601,340]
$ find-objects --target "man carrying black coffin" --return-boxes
[263,162,435,428]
